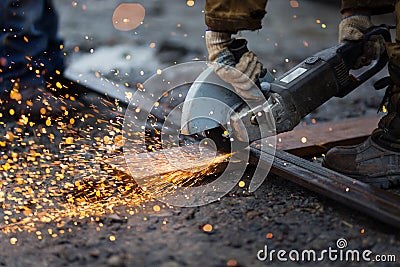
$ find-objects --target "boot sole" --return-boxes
[322,160,400,189]
[355,175,400,189]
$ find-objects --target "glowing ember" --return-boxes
[227,259,238,267]
[153,205,161,212]
[203,224,213,232]
[0,70,234,236]
[0,80,154,234]
[9,237,18,245]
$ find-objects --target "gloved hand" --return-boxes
[205,31,265,101]
[338,14,386,69]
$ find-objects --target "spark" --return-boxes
[202,224,212,232]
[0,78,233,237]
[153,205,161,212]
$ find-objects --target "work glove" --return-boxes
[205,31,266,101]
[338,15,386,69]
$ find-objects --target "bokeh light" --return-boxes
[112,3,146,31]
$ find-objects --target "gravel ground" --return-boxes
[1,1,399,266]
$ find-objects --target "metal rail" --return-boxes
[249,144,400,229]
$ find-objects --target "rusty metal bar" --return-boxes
[276,116,380,157]
[249,144,400,229]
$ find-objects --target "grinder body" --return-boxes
[229,25,391,143]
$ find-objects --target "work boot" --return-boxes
[323,129,400,188]
[323,63,400,189]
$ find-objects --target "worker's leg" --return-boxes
[205,0,268,32]
[323,0,400,189]
[0,0,64,92]
[0,0,65,119]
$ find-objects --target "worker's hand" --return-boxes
[214,51,265,100]
[206,31,265,101]
[338,15,386,69]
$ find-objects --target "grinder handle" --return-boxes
[229,38,249,63]
[337,25,392,86]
